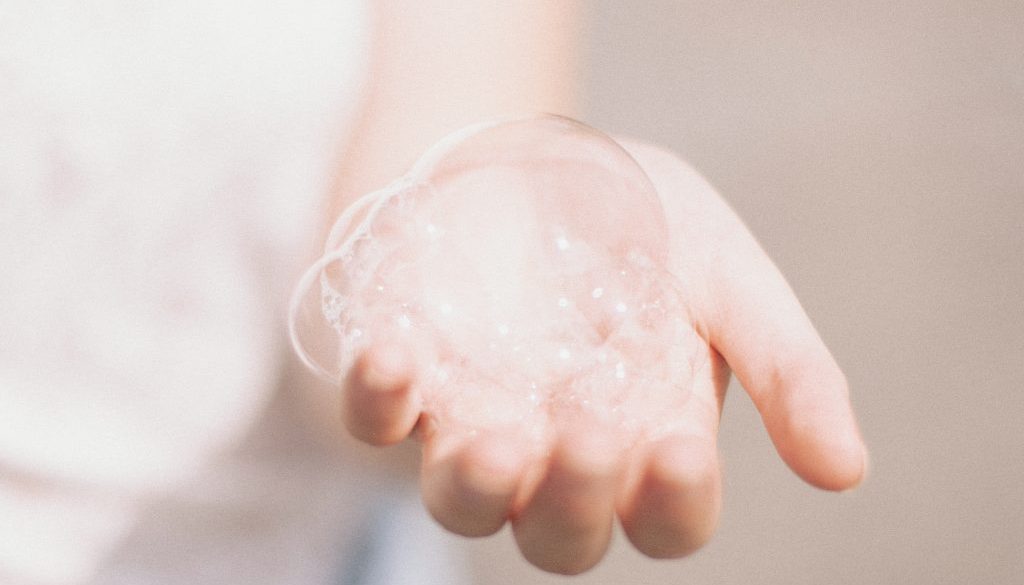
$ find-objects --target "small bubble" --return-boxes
[591,287,604,299]
[615,302,628,313]
[556,236,569,251]
[615,362,626,380]
[559,348,571,360]
[558,297,569,308]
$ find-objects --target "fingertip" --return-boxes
[786,439,866,492]
[342,344,420,446]
[511,429,621,575]
[360,343,414,393]
[620,435,721,559]
[770,390,868,491]
[422,433,526,537]
[820,431,868,492]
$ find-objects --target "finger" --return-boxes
[341,343,421,446]
[511,429,620,575]
[707,204,867,491]
[620,141,866,491]
[420,430,528,537]
[712,231,864,491]
[619,435,721,559]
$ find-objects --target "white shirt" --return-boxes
[0,2,459,583]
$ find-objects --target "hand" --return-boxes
[338,140,867,574]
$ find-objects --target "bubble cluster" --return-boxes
[290,116,702,445]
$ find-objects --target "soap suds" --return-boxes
[291,116,704,449]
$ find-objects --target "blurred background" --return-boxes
[468,2,1024,583]
[4,2,1019,584]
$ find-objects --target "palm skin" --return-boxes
[338,140,867,575]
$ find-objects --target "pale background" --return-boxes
[468,2,1024,583]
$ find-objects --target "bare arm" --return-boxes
[333,1,580,215]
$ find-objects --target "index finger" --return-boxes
[625,142,867,491]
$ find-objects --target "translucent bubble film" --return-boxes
[290,115,702,444]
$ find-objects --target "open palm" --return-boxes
[338,140,866,575]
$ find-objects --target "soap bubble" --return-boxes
[290,115,702,445]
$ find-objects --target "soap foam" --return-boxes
[291,116,704,448]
